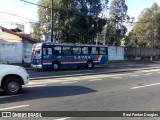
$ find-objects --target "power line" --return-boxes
[20,0,51,9]
[0,19,26,24]
[0,21,27,27]
[19,0,63,18]
[0,10,38,22]
[0,21,20,25]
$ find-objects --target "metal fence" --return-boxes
[124,47,160,60]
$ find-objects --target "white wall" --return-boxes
[0,42,33,64]
[0,42,23,63]
[108,46,124,61]
[0,43,124,63]
[23,43,32,63]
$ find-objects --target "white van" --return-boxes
[0,64,29,95]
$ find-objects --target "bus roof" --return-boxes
[33,42,108,47]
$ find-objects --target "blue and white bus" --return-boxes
[31,42,108,70]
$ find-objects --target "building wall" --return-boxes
[108,46,124,61]
[0,42,23,63]
[24,21,34,34]
[0,28,34,63]
[23,43,33,63]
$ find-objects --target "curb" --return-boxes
[26,68,35,70]
[26,63,158,71]
[30,66,159,80]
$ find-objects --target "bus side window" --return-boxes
[53,46,61,55]
[89,47,98,55]
[43,48,49,55]
[53,48,59,55]
[55,50,59,55]
[82,47,88,55]
[99,47,107,55]
[62,46,72,55]
[73,47,81,55]
[46,49,48,55]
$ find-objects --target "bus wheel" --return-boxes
[87,60,94,68]
[52,62,60,70]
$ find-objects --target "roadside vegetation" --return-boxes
[33,1,160,48]
[126,3,160,48]
[34,0,130,46]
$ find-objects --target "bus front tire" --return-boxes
[87,60,94,68]
[52,62,60,70]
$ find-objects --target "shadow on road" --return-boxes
[0,86,97,104]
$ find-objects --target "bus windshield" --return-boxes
[32,49,41,56]
[32,43,42,56]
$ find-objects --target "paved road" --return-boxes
[1,67,160,120]
[28,63,160,79]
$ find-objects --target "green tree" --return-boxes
[127,2,160,48]
[107,0,128,46]
[33,22,41,41]
[154,8,160,48]
[34,0,108,43]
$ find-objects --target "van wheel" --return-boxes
[52,62,60,70]
[3,77,22,95]
[87,60,94,68]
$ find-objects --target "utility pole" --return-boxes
[96,33,98,45]
[150,15,154,61]
[51,0,54,42]
[96,22,98,45]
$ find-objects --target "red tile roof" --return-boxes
[0,26,37,43]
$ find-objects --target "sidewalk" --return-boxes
[98,60,160,68]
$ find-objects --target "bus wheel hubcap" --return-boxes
[88,62,92,68]
[54,64,58,69]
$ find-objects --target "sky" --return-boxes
[0,0,160,28]
[125,0,160,21]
